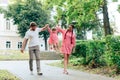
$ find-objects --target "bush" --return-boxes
[86,40,106,68]
[72,40,87,58]
[72,40,106,68]
[105,35,120,74]
[71,35,120,73]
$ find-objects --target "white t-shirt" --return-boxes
[24,28,42,47]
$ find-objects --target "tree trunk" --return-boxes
[103,0,112,36]
[44,34,48,50]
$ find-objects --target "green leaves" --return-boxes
[5,0,49,37]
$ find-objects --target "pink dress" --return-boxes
[57,27,76,54]
[47,27,59,45]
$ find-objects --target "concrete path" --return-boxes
[0,60,114,80]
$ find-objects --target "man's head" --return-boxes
[30,22,37,31]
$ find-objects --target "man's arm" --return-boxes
[21,38,28,53]
[41,24,49,31]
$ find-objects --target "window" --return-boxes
[41,44,43,47]
[6,19,10,30]
[18,42,22,49]
[6,41,11,48]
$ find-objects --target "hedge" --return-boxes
[71,35,120,73]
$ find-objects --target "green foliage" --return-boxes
[71,35,120,74]
[70,58,85,66]
[105,35,120,74]
[117,5,120,13]
[86,40,106,68]
[5,0,49,37]
[72,41,87,58]
[0,70,19,80]
[44,0,103,39]
[72,40,106,68]
[112,0,118,2]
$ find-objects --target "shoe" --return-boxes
[63,71,69,75]
[37,72,43,75]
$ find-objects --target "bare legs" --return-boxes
[63,54,70,74]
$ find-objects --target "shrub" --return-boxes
[72,40,106,68]
[86,40,106,68]
[72,40,87,58]
[105,35,120,74]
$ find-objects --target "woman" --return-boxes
[57,24,76,74]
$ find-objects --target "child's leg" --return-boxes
[56,43,59,51]
[49,44,53,50]
[53,43,59,51]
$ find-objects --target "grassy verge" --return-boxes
[0,50,61,60]
[0,70,20,80]
[0,50,29,60]
[49,61,120,80]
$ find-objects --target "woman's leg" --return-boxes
[67,54,70,64]
[63,54,68,74]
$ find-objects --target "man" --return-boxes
[21,22,48,75]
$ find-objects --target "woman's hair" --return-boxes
[64,24,74,44]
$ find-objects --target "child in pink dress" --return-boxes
[47,26,59,51]
[57,24,76,74]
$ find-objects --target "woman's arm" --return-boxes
[72,34,76,47]
[56,25,65,34]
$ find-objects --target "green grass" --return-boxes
[49,61,120,80]
[0,70,20,80]
[0,50,29,60]
[0,50,62,60]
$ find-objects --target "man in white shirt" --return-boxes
[21,22,48,75]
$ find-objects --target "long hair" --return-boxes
[64,24,74,44]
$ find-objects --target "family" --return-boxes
[21,22,76,75]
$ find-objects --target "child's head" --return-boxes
[52,27,57,32]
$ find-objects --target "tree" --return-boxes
[102,0,112,36]
[44,0,103,39]
[5,0,49,50]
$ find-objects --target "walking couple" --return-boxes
[21,22,76,75]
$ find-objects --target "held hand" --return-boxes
[46,24,49,27]
[45,24,49,29]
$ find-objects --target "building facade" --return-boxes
[0,0,45,51]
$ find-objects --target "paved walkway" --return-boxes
[0,60,114,80]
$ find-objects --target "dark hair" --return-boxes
[64,24,74,44]
[52,27,56,31]
[30,22,37,27]
[69,24,74,29]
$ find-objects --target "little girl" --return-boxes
[47,25,59,51]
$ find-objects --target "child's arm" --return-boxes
[47,26,52,33]
[21,38,28,53]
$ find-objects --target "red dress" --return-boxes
[47,27,59,45]
[57,27,76,54]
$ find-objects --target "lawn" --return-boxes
[0,50,61,60]
[0,50,29,60]
[0,70,20,80]
[49,61,120,80]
